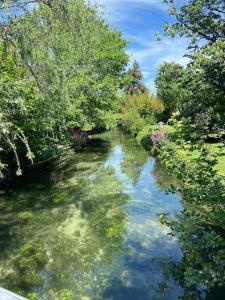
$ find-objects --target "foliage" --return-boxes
[122,93,164,118]
[124,60,148,95]
[151,128,166,145]
[155,62,186,117]
[158,0,225,133]
[136,125,153,150]
[164,0,225,54]
[119,92,164,136]
[153,119,225,295]
[0,0,128,177]
[168,113,199,140]
[120,110,146,136]
[0,44,34,177]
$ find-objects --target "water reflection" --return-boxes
[102,136,183,300]
[0,129,184,299]
[151,161,180,193]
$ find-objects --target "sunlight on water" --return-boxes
[0,129,184,300]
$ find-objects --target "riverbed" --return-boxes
[0,129,184,300]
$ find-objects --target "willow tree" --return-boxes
[0,0,128,176]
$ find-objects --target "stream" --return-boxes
[0,129,186,300]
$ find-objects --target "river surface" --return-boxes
[0,129,185,300]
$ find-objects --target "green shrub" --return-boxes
[120,92,164,136]
[136,126,152,150]
[121,93,164,119]
[157,135,225,293]
[120,111,146,136]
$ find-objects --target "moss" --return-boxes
[9,241,48,292]
[59,290,74,300]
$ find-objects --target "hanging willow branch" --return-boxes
[0,111,34,177]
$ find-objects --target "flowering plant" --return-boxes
[151,129,165,145]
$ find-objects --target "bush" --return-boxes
[121,93,164,120]
[136,126,152,150]
[120,111,146,136]
[120,92,164,136]
[158,138,225,293]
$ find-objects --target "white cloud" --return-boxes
[94,0,189,91]
[95,0,166,24]
[127,36,189,66]
[127,36,189,91]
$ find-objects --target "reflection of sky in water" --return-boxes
[102,144,184,300]
[0,131,185,300]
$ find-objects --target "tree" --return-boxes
[124,60,147,95]
[0,43,35,177]
[0,0,128,177]
[155,62,186,116]
[162,0,225,132]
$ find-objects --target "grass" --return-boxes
[149,125,225,176]
[177,146,225,176]
[205,143,225,175]
[149,124,175,134]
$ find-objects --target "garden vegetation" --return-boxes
[0,0,128,178]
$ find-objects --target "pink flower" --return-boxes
[151,129,165,145]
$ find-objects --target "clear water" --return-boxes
[0,129,184,300]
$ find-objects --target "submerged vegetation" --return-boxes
[0,130,183,300]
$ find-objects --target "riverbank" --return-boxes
[0,130,95,185]
[128,124,225,295]
[135,124,225,176]
[0,129,184,299]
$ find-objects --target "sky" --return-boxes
[96,0,189,92]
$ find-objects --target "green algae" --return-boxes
[0,129,184,300]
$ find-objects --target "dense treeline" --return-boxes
[156,0,225,135]
[119,61,164,136]
[0,0,128,177]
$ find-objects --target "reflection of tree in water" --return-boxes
[113,130,149,184]
[165,206,225,299]
[157,147,225,299]
[121,140,148,184]
[151,161,180,193]
[0,138,130,299]
[102,246,183,300]
[95,129,149,184]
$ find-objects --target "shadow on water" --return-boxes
[0,128,221,299]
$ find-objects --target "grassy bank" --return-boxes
[135,124,225,176]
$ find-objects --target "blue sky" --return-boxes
[96,0,189,92]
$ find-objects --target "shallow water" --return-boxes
[0,129,184,300]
